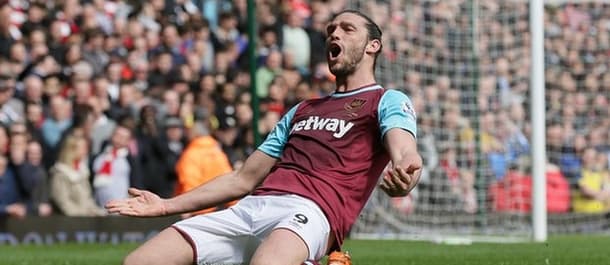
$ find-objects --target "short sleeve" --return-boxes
[378,89,417,138]
[257,104,300,158]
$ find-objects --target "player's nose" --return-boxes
[327,29,342,41]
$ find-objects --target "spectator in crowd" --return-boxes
[291,80,314,105]
[560,133,587,186]
[8,42,28,84]
[191,19,215,74]
[82,28,110,76]
[0,75,23,126]
[281,10,311,74]
[9,121,51,216]
[41,96,72,159]
[307,10,330,70]
[260,76,288,116]
[24,140,51,216]
[255,49,282,98]
[62,103,96,144]
[92,124,141,207]
[179,91,196,129]
[67,46,87,69]
[496,110,530,170]
[0,2,15,59]
[213,12,241,51]
[21,54,60,80]
[160,115,186,179]
[213,82,240,161]
[21,75,45,105]
[140,115,185,199]
[100,62,121,103]
[478,111,506,180]
[107,81,137,121]
[91,74,111,106]
[546,122,564,166]
[0,152,26,218]
[136,105,165,198]
[546,162,571,213]
[9,125,29,168]
[572,147,610,213]
[148,51,177,91]
[71,74,94,105]
[175,120,233,217]
[87,96,116,155]
[50,134,105,216]
[438,146,477,214]
[158,89,181,121]
[489,160,570,213]
[257,25,279,66]
[130,58,150,92]
[159,24,186,65]
[20,2,48,37]
[25,100,44,137]
[459,169,477,214]
[231,101,255,167]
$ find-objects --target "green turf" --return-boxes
[341,235,608,265]
[0,235,606,265]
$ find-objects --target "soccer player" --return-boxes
[106,10,421,265]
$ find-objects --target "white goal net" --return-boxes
[349,0,610,242]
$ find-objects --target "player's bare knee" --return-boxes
[122,252,138,265]
[123,251,152,265]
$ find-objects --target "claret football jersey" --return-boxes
[255,84,417,248]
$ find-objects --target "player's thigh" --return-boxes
[174,200,259,264]
[123,227,193,265]
[251,195,331,263]
[249,228,309,265]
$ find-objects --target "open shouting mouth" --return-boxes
[328,42,343,62]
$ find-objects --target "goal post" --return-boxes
[530,0,547,243]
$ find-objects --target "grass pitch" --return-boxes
[0,235,605,265]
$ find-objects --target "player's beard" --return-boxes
[329,41,367,77]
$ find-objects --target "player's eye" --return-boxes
[343,25,356,33]
[326,25,336,35]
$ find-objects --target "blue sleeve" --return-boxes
[257,104,300,158]
[378,89,417,138]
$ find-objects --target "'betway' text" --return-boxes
[291,116,354,138]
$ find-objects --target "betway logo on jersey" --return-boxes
[291,116,354,138]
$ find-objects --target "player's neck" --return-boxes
[334,70,376,93]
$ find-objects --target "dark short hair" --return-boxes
[331,10,383,64]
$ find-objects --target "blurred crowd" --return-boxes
[0,0,349,218]
[1,0,609,219]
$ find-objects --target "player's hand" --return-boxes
[380,155,422,197]
[105,188,168,217]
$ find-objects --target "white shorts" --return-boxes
[173,194,331,264]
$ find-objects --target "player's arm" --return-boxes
[105,104,300,217]
[166,150,277,214]
[381,129,422,197]
[105,151,277,217]
[377,90,422,197]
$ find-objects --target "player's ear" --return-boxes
[366,39,381,54]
